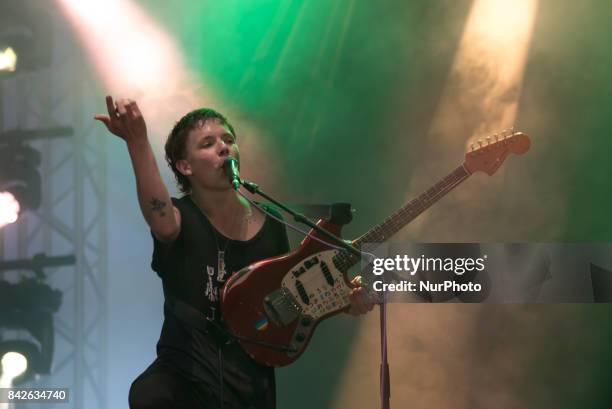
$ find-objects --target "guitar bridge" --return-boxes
[263,286,301,327]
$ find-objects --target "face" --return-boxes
[176,118,239,191]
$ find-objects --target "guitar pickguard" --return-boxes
[257,249,354,357]
[279,249,352,320]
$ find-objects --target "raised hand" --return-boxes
[94,95,147,144]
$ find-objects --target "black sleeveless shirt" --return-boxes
[151,195,289,408]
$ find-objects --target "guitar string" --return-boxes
[326,170,471,310]
[237,171,468,291]
[236,171,469,306]
[237,190,358,312]
[236,189,373,257]
[330,169,469,303]
[348,165,468,255]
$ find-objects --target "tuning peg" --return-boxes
[471,143,475,151]
[478,139,483,147]
[494,134,499,142]
[486,136,491,145]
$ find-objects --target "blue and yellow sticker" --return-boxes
[255,316,269,331]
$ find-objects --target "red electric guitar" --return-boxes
[221,130,531,367]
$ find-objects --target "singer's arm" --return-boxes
[95,96,181,242]
[127,137,181,242]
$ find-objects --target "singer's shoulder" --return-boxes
[173,195,190,206]
[169,195,193,215]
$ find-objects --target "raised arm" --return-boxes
[95,96,181,242]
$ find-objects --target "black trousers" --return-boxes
[129,359,219,409]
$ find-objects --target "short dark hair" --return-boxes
[165,108,236,194]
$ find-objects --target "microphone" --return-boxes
[222,157,241,190]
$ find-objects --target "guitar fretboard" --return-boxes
[332,165,471,272]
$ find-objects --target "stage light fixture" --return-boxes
[0,278,63,314]
[1,351,28,381]
[0,0,52,75]
[0,142,41,227]
[0,46,17,73]
[0,279,60,385]
[0,128,73,228]
[0,340,42,386]
[0,191,20,228]
[0,255,71,386]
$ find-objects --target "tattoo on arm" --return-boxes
[150,197,167,217]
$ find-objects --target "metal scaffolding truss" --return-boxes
[0,10,107,409]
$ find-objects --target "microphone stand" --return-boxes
[380,279,390,409]
[240,180,361,258]
[240,179,391,409]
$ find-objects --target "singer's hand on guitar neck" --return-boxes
[346,276,375,316]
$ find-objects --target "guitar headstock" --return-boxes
[464,129,530,175]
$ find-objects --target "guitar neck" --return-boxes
[334,164,472,271]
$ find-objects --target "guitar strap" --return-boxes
[164,293,232,346]
[164,293,229,409]
[165,292,300,354]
